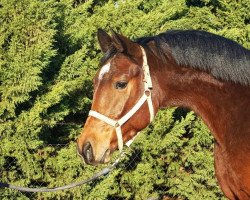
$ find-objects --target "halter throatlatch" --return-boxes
[88,46,154,153]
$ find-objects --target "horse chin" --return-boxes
[124,130,139,146]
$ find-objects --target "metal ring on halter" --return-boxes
[145,90,151,96]
[114,122,120,127]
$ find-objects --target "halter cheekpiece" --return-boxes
[88,46,154,152]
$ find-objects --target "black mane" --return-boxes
[137,30,250,86]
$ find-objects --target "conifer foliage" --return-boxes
[0,0,249,199]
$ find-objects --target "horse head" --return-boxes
[77,29,156,165]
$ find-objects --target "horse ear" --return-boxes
[110,29,124,52]
[111,29,141,58]
[97,29,113,53]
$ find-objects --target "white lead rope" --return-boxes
[89,46,154,153]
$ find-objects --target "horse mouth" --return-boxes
[77,144,111,165]
[85,149,110,166]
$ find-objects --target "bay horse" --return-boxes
[77,29,250,199]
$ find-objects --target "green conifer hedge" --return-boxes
[0,0,249,199]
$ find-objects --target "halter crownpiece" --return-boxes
[88,46,154,153]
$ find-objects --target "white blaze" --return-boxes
[99,62,111,80]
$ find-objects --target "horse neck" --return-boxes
[150,56,250,146]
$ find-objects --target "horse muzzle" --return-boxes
[77,141,111,165]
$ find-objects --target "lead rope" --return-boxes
[0,150,128,192]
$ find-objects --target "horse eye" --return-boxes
[115,81,128,90]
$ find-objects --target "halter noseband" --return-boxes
[88,46,154,153]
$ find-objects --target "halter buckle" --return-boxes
[145,90,151,97]
[114,122,120,128]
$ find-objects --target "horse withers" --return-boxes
[77,29,250,199]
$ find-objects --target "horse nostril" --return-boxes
[83,142,94,163]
